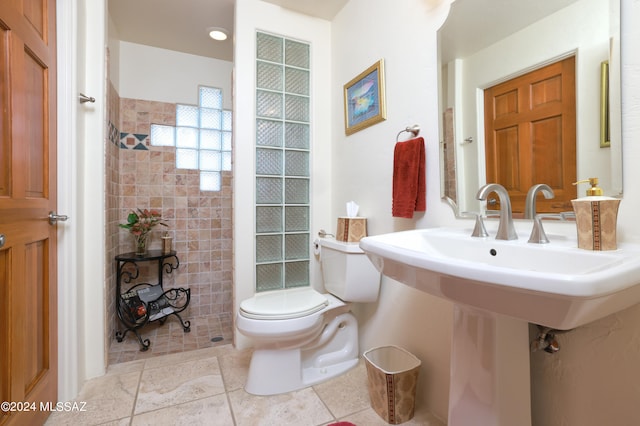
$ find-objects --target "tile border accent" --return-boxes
[120,132,150,150]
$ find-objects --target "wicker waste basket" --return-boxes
[363,346,421,424]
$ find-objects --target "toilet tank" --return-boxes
[318,238,381,302]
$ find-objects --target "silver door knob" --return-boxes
[49,211,69,225]
[0,234,5,248]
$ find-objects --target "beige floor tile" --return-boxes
[135,356,225,414]
[228,387,334,426]
[111,334,144,352]
[49,345,444,426]
[143,345,224,370]
[108,313,231,365]
[313,360,370,419]
[45,371,140,425]
[339,405,446,426]
[106,359,145,376]
[218,348,253,392]
[131,394,234,426]
[92,419,131,426]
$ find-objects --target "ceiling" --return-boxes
[439,0,579,64]
[108,0,582,67]
[108,0,349,62]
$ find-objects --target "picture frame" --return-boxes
[343,59,386,135]
[600,60,610,148]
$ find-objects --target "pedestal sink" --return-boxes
[359,227,640,426]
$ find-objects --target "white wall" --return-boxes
[107,13,120,89]
[77,0,109,385]
[117,41,233,107]
[57,0,108,400]
[331,0,458,420]
[57,0,81,402]
[233,0,333,349]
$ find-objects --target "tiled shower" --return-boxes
[105,79,234,363]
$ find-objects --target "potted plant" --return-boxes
[119,209,168,255]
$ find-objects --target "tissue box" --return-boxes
[336,217,367,242]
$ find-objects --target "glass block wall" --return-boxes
[150,86,232,191]
[255,32,311,292]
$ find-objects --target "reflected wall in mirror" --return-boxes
[437,0,622,217]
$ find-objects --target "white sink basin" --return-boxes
[360,227,640,329]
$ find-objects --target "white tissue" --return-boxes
[346,201,359,218]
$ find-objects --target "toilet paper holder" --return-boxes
[318,229,335,238]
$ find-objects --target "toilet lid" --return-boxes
[240,288,329,320]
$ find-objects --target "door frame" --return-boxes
[56,0,107,402]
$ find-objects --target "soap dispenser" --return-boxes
[571,178,620,251]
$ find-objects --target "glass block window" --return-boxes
[150,86,232,191]
[150,125,175,147]
[255,31,311,292]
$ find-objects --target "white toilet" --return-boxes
[236,237,381,395]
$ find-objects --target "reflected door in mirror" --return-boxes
[484,56,577,215]
[442,107,457,205]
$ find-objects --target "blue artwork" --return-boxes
[347,69,380,127]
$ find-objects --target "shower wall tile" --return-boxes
[108,96,234,344]
[105,76,121,361]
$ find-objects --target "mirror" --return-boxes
[437,0,622,217]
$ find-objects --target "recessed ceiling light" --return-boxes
[207,27,228,41]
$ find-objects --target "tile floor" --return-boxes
[108,313,233,365]
[46,345,445,426]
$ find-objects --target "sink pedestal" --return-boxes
[449,305,532,426]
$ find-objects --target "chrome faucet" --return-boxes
[525,184,555,244]
[524,184,555,219]
[461,211,489,238]
[528,214,555,244]
[476,183,517,240]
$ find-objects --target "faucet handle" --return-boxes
[527,211,575,244]
[461,212,489,238]
[560,211,576,220]
[528,215,550,244]
[528,213,565,244]
[538,213,565,221]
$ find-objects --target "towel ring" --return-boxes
[396,124,420,141]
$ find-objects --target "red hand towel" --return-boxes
[392,137,426,218]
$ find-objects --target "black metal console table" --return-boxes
[115,250,191,351]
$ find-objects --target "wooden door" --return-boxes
[484,56,577,215]
[0,1,58,425]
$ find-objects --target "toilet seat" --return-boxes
[239,287,329,320]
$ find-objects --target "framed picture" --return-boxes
[600,60,610,148]
[343,59,386,135]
